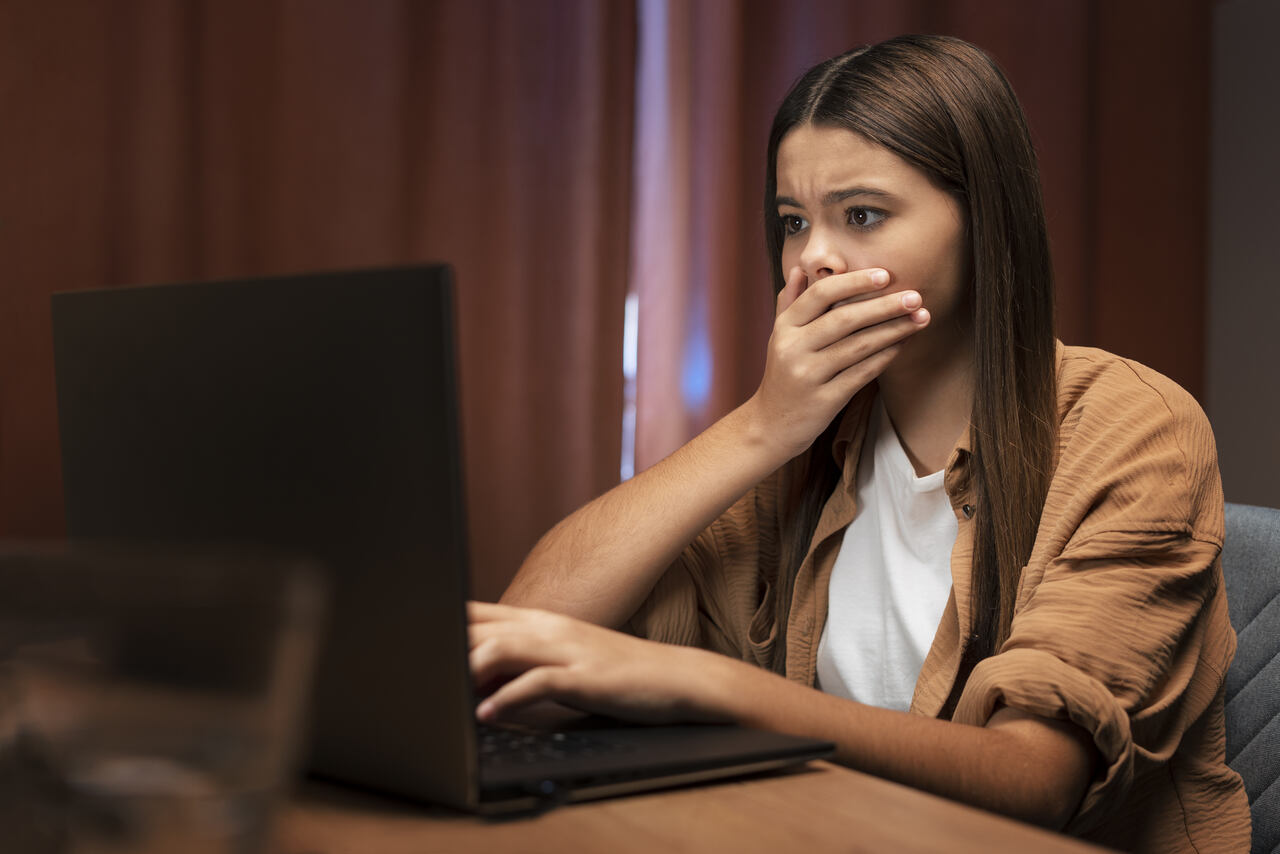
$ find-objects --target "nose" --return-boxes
[798,225,847,281]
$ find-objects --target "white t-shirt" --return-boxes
[814,398,957,711]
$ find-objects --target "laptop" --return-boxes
[51,265,834,813]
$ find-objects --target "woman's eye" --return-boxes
[847,207,886,228]
[780,214,806,236]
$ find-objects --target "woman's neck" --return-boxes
[877,320,975,477]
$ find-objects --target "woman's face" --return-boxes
[775,124,969,328]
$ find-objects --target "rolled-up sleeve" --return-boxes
[625,525,718,649]
[625,475,789,669]
[953,534,1228,831]
[952,353,1236,834]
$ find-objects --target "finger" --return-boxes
[805,289,926,352]
[469,632,559,688]
[824,342,908,401]
[774,266,807,318]
[468,612,547,660]
[815,310,930,384]
[785,268,890,326]
[468,619,507,649]
[468,600,541,624]
[476,666,567,721]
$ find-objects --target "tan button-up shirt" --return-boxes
[629,344,1250,852]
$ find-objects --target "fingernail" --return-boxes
[913,308,930,324]
[901,291,921,309]
[476,700,494,720]
[870,269,890,286]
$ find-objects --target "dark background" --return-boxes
[2,0,1273,600]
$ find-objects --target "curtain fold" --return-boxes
[0,0,635,601]
[0,0,1209,596]
[630,0,1210,472]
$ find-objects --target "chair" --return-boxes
[1223,502,1280,854]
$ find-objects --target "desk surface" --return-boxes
[275,761,1109,854]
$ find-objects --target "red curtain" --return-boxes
[0,0,1209,596]
[0,0,634,601]
[631,0,1212,469]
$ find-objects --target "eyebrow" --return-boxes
[775,187,895,209]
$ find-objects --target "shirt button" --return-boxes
[961,504,974,519]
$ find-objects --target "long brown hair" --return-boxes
[763,35,1057,697]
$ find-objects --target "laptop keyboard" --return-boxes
[476,724,637,770]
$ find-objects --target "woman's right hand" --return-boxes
[748,265,930,458]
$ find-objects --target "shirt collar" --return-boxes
[830,383,974,502]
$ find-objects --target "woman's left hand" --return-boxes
[468,601,734,725]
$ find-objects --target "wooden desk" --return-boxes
[275,761,1109,853]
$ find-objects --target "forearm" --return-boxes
[504,268,928,627]
[694,650,1093,829]
[469,605,1092,826]
[501,397,792,627]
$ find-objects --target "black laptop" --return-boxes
[51,265,833,813]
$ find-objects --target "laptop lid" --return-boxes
[53,266,481,807]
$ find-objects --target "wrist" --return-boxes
[673,645,776,725]
[731,395,799,468]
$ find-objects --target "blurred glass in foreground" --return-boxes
[0,545,325,854]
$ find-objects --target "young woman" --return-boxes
[471,35,1250,851]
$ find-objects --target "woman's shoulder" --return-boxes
[1055,343,1215,460]
[1051,344,1222,540]
[1056,343,1206,424]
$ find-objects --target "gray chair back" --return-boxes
[1223,502,1280,854]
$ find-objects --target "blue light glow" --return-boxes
[681,325,713,411]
